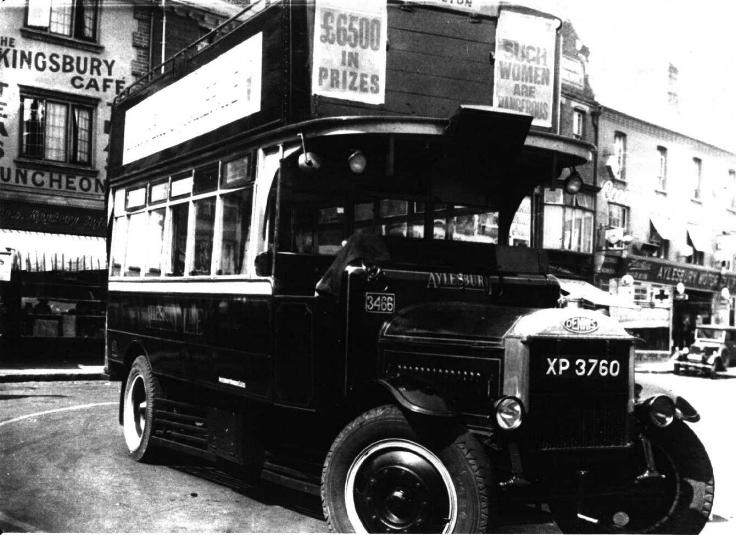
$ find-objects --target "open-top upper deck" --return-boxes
[108,0,593,184]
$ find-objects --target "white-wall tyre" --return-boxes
[321,405,494,533]
[122,356,162,462]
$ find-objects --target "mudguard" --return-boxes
[376,378,456,418]
[636,382,700,423]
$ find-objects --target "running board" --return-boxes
[262,462,321,496]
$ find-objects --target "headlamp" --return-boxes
[648,395,675,428]
[494,396,524,431]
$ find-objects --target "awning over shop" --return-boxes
[0,229,106,272]
[650,214,676,241]
[687,226,712,253]
[616,318,669,329]
[557,278,640,309]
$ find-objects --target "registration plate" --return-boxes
[364,292,395,314]
[546,357,621,377]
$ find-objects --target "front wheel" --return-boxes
[122,356,162,462]
[321,405,494,533]
[551,420,714,533]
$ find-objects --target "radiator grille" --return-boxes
[527,339,631,450]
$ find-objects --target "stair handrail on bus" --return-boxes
[113,0,269,106]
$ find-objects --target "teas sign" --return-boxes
[493,10,558,128]
[312,0,387,105]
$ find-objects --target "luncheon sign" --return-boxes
[312,0,387,105]
[493,10,558,128]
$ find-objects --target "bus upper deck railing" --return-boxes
[113,0,272,107]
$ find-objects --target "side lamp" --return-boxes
[297,132,322,172]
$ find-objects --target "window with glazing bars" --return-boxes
[26,0,98,42]
[20,95,93,165]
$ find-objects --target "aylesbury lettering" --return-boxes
[427,272,488,290]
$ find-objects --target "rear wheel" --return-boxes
[551,421,713,533]
[673,364,681,375]
[321,405,494,533]
[122,356,162,462]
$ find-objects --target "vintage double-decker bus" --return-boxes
[105,1,713,532]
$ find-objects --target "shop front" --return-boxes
[596,252,736,353]
[0,201,106,360]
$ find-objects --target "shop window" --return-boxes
[613,131,627,181]
[20,94,93,165]
[26,0,99,42]
[692,157,702,200]
[656,146,667,191]
[543,190,594,253]
[608,202,629,231]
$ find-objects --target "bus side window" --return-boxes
[218,187,253,275]
[110,216,127,276]
[124,212,147,277]
[191,197,216,276]
[145,208,166,276]
[169,203,189,276]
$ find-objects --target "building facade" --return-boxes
[594,107,736,351]
[0,0,238,357]
[538,20,599,280]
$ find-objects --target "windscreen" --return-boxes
[696,328,725,341]
[274,134,531,255]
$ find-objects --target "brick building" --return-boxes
[594,107,736,351]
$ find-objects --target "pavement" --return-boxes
[0,355,106,382]
[0,351,681,383]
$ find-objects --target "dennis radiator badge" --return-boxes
[563,316,599,334]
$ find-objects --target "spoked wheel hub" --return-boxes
[345,439,457,533]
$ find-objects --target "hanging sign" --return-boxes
[493,9,558,128]
[312,0,387,105]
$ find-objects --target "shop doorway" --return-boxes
[672,289,713,350]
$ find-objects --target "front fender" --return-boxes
[635,391,700,424]
[376,378,456,418]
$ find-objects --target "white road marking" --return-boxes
[0,402,117,428]
[0,510,43,532]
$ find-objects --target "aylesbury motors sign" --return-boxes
[493,9,558,128]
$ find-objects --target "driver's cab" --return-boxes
[255,111,544,298]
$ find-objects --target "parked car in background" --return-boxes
[673,325,736,378]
